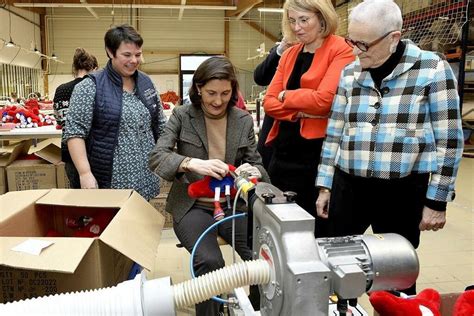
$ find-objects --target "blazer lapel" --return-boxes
[225,107,245,163]
[189,105,209,155]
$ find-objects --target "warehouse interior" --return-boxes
[0,0,473,315]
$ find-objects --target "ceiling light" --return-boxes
[257,8,284,13]
[34,47,41,54]
[6,37,15,47]
[51,53,58,59]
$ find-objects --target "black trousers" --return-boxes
[256,115,274,170]
[328,168,430,294]
[173,206,257,315]
[268,137,329,237]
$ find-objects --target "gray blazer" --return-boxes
[149,104,270,223]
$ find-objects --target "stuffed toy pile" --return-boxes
[1,105,56,128]
[370,288,474,316]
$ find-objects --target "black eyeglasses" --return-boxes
[345,30,396,52]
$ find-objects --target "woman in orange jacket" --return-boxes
[263,0,354,237]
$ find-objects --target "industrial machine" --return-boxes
[0,179,419,315]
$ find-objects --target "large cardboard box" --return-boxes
[0,189,165,303]
[0,141,29,194]
[6,139,61,191]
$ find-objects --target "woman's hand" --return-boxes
[79,171,98,189]
[316,190,331,219]
[235,163,262,180]
[187,158,229,180]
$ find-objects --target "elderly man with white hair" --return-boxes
[315,0,464,295]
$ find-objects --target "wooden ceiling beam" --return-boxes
[226,0,261,18]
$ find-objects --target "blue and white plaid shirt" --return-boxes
[316,40,464,202]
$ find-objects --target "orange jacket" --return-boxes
[263,34,354,144]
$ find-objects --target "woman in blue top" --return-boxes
[63,25,166,200]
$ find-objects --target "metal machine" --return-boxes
[0,180,419,315]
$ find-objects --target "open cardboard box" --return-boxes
[0,189,164,303]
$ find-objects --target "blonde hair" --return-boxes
[282,0,338,41]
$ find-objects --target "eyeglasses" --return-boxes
[288,14,316,28]
[345,30,396,52]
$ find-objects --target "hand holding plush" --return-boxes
[188,164,237,221]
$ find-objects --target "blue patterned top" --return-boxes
[316,40,464,202]
[63,77,160,200]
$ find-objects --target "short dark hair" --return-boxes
[104,24,143,58]
[189,56,239,108]
[72,47,98,76]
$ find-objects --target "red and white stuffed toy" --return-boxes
[188,164,238,221]
[188,164,258,221]
[370,288,474,316]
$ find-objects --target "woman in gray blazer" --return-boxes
[149,56,269,315]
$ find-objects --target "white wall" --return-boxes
[43,7,282,100]
[0,7,42,69]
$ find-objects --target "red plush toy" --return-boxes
[370,289,441,316]
[370,288,474,316]
[454,290,474,316]
[188,164,257,222]
[188,164,238,221]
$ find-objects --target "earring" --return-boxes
[198,91,201,96]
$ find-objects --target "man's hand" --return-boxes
[316,190,331,219]
[419,206,446,231]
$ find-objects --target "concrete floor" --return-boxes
[147,158,473,315]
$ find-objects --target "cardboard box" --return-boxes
[0,189,165,303]
[149,194,173,229]
[56,162,70,189]
[0,141,30,194]
[6,160,57,191]
[6,139,61,192]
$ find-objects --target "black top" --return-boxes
[53,77,85,129]
[274,50,321,157]
[368,41,406,89]
[253,45,281,86]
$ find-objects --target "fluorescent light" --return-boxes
[257,7,284,13]
[14,2,237,10]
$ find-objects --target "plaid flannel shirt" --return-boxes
[316,40,464,202]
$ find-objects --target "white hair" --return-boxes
[349,0,403,35]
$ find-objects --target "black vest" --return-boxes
[87,60,162,188]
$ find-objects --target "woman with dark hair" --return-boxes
[63,24,166,200]
[54,47,98,188]
[149,56,268,315]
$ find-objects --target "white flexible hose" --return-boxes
[173,259,270,309]
[0,259,270,315]
[0,274,143,316]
